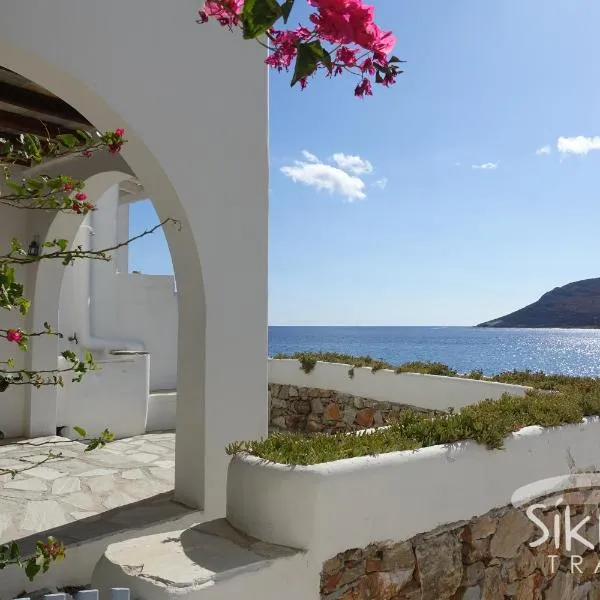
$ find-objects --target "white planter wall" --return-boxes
[227,417,600,563]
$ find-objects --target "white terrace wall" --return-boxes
[268,359,530,412]
[227,418,600,599]
[90,188,178,392]
[142,359,531,433]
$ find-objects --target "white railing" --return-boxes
[18,590,129,600]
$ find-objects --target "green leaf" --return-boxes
[291,41,331,86]
[242,0,282,39]
[25,560,41,581]
[73,426,87,438]
[281,0,295,22]
[9,541,20,560]
[75,129,93,143]
[56,134,78,149]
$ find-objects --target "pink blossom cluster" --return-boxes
[199,0,399,97]
[5,329,22,343]
[199,0,243,26]
[71,191,96,215]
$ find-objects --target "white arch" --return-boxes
[0,2,268,514]
[25,170,139,437]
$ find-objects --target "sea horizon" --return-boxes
[267,325,600,376]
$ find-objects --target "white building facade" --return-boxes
[0,0,269,516]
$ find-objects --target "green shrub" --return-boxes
[273,352,458,377]
[228,387,600,465]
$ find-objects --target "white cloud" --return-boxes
[372,177,388,190]
[536,145,551,155]
[471,162,498,170]
[557,136,600,156]
[301,150,319,163]
[331,153,374,175]
[281,157,366,201]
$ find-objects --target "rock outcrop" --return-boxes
[477,277,600,328]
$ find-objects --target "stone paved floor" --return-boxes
[0,432,176,544]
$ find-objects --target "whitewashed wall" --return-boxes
[85,188,179,391]
[113,275,178,390]
[0,201,28,437]
[228,417,600,563]
[269,359,530,412]
[57,352,150,439]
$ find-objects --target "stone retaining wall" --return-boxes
[320,495,600,600]
[268,384,436,434]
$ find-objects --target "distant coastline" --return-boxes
[476,277,600,329]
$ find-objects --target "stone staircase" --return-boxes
[91,519,310,600]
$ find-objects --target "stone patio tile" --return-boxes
[103,491,138,510]
[62,491,99,511]
[79,468,118,477]
[135,443,172,455]
[23,466,68,480]
[5,478,47,492]
[20,500,66,531]
[121,469,145,480]
[150,467,175,483]
[0,432,176,543]
[127,452,159,464]
[70,510,97,520]
[87,475,118,494]
[51,476,81,495]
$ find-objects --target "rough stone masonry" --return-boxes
[320,492,600,600]
[269,383,435,434]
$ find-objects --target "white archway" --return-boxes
[26,169,136,438]
[0,2,268,514]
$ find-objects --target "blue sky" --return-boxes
[130,0,600,326]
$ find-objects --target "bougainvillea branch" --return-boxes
[198,0,403,97]
[0,129,175,579]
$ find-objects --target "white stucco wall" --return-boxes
[57,352,150,439]
[0,0,269,511]
[114,274,178,391]
[269,359,530,411]
[227,417,600,563]
[0,201,28,437]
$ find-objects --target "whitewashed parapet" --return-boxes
[227,417,600,563]
[267,359,530,412]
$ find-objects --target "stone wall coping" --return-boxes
[227,417,600,563]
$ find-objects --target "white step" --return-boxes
[91,519,310,600]
[146,390,177,431]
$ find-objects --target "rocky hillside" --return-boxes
[477,277,600,328]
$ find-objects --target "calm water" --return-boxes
[268,327,600,377]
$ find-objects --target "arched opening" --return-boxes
[0,9,269,517]
[0,61,208,509]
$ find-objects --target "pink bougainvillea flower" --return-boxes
[200,0,244,26]
[199,0,400,96]
[6,329,22,343]
[82,150,93,158]
[63,182,74,192]
[75,192,87,201]
[108,142,123,155]
[115,128,125,137]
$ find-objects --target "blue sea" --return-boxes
[268,326,600,377]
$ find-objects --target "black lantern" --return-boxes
[28,236,40,257]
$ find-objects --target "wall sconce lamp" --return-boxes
[28,236,40,257]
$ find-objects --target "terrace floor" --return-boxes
[0,432,179,547]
